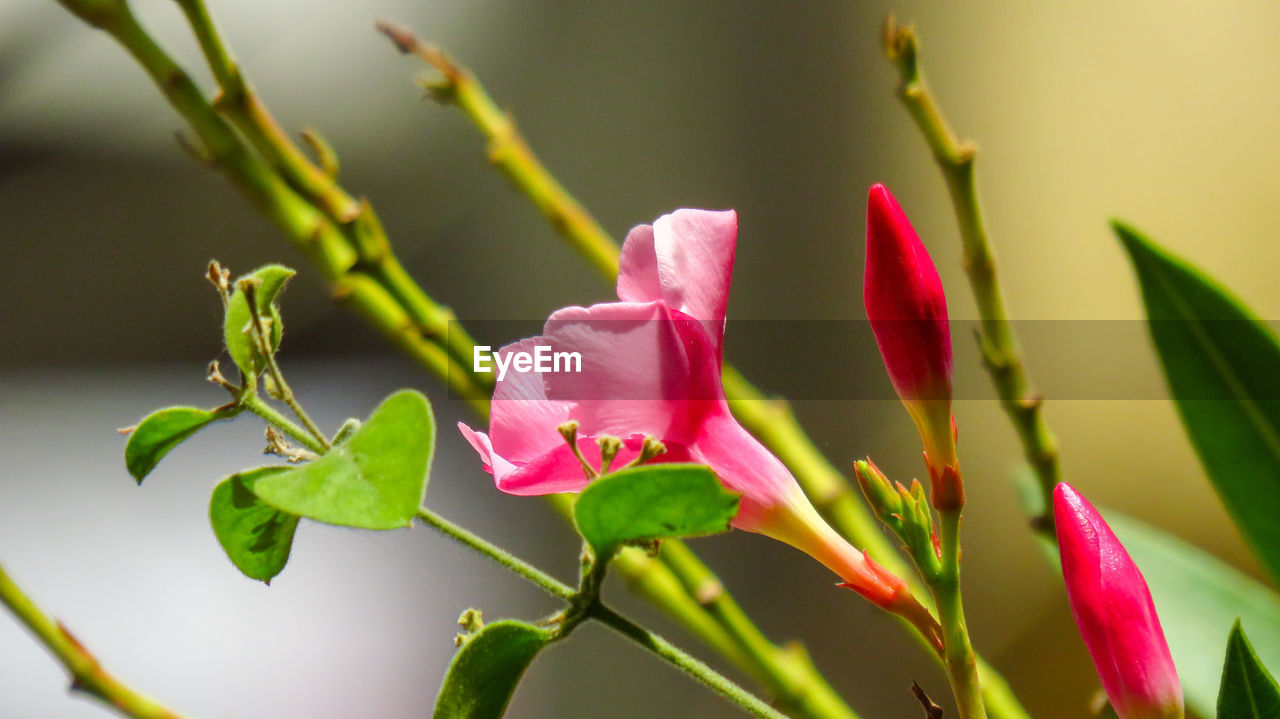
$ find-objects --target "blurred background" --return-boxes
[3,0,1278,717]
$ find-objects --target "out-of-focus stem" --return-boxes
[661,541,860,719]
[883,16,1061,535]
[378,24,1032,719]
[376,21,621,281]
[0,563,195,719]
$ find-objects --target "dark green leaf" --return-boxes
[223,264,295,377]
[252,390,433,530]
[125,406,235,483]
[1108,513,1280,717]
[1219,621,1280,719]
[209,466,299,583]
[1116,222,1280,582]
[573,464,739,560]
[432,620,550,719]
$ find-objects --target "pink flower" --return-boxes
[1054,483,1183,719]
[460,209,938,642]
[864,184,960,509]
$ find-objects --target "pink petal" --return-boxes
[543,301,723,444]
[487,338,574,463]
[617,222,663,305]
[457,423,517,479]
[618,209,737,355]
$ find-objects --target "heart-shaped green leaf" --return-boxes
[573,464,739,561]
[1219,621,1280,719]
[251,390,433,530]
[223,264,295,377]
[1116,222,1280,582]
[209,466,300,583]
[125,406,237,483]
[432,620,550,719]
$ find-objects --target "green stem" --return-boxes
[589,604,789,719]
[661,541,859,719]
[414,508,785,719]
[240,392,328,455]
[0,562,194,719]
[243,284,332,450]
[415,508,576,600]
[377,22,621,281]
[883,17,1061,537]
[173,0,360,222]
[934,510,986,719]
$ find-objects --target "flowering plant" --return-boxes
[5,5,1280,719]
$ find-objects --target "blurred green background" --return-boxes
[2,1,1276,717]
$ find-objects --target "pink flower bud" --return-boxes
[1054,483,1183,719]
[864,184,959,508]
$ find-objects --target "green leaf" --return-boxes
[251,390,433,530]
[125,406,235,483]
[1116,222,1280,582]
[1219,621,1280,719]
[223,264,295,377]
[432,620,550,719]
[573,464,739,561]
[209,466,300,583]
[1107,513,1280,717]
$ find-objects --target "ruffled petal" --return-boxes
[618,209,737,355]
[543,301,724,444]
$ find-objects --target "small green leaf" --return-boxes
[223,264,295,377]
[1219,621,1280,719]
[573,464,739,561]
[209,466,300,583]
[252,390,434,530]
[125,406,235,483]
[1116,222,1280,582]
[432,620,550,719]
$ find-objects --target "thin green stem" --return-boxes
[240,392,328,455]
[589,604,790,719]
[0,562,194,719]
[934,510,986,719]
[242,284,332,450]
[415,507,576,600]
[883,17,1061,537]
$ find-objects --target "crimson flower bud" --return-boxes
[1054,483,1183,719]
[864,184,960,508]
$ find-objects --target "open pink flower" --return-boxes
[864,184,960,509]
[1054,483,1183,719]
[460,209,938,642]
